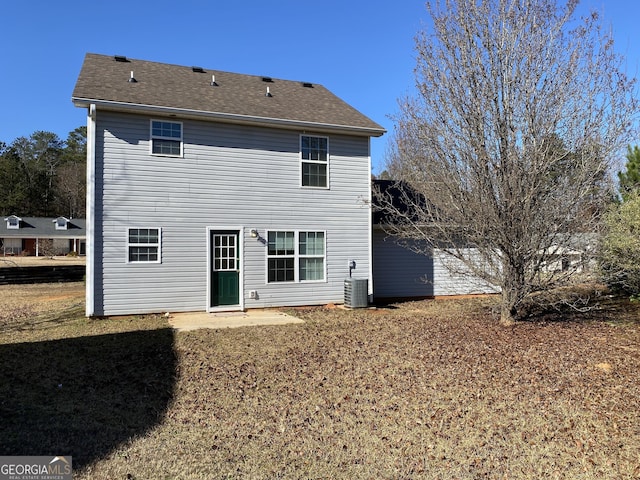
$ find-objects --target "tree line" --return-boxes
[0,127,86,218]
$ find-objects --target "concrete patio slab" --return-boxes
[168,309,304,331]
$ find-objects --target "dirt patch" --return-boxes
[41,294,81,301]
[594,362,614,373]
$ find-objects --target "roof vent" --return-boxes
[266,86,273,97]
[114,55,129,62]
[302,82,314,88]
[192,66,204,73]
[128,71,137,83]
[262,76,273,83]
[210,75,218,86]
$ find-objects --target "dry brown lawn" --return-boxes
[0,255,85,268]
[1,283,639,479]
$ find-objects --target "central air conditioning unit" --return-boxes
[344,278,368,308]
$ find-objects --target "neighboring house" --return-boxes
[0,215,86,256]
[372,180,499,300]
[72,53,385,316]
[539,233,598,274]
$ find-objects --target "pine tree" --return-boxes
[618,145,640,200]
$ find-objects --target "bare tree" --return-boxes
[55,162,86,218]
[38,239,57,259]
[378,0,637,324]
[55,127,87,218]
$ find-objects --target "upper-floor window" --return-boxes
[54,217,69,230]
[127,227,161,263]
[151,120,182,156]
[5,216,20,229]
[301,135,328,188]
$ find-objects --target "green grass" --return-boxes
[1,284,639,479]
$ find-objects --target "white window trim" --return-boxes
[265,230,326,284]
[5,216,20,229]
[266,230,296,284]
[150,119,183,157]
[300,134,330,189]
[299,231,326,283]
[126,227,162,264]
[54,217,69,230]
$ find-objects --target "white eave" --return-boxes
[72,97,386,137]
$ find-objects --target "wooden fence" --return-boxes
[0,266,85,285]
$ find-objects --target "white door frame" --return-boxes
[206,226,244,312]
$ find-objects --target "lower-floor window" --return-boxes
[267,230,325,282]
[299,231,325,281]
[2,238,21,255]
[127,228,161,263]
[268,257,295,282]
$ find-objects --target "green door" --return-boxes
[211,231,240,306]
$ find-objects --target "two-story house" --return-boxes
[72,53,385,316]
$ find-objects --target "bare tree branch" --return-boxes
[378,0,637,324]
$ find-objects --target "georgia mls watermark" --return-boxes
[0,457,72,480]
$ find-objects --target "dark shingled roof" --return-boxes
[72,53,386,137]
[1,216,86,238]
[372,179,431,225]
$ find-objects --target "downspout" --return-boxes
[86,104,96,316]
[367,139,374,303]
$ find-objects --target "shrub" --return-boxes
[599,192,640,298]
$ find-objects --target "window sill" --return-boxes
[150,153,183,158]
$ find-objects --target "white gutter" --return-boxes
[85,104,96,317]
[71,98,386,137]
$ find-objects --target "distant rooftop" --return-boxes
[1,216,86,238]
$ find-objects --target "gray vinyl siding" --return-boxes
[92,111,371,315]
[372,230,499,299]
[372,230,434,298]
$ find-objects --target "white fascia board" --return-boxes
[71,97,386,137]
[0,234,85,239]
[85,103,97,317]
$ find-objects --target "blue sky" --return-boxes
[1,1,638,174]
